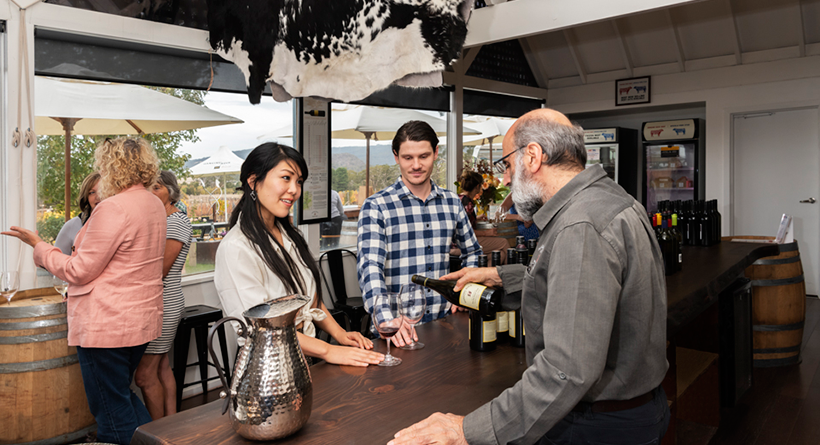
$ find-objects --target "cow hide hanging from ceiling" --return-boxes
[206,0,475,104]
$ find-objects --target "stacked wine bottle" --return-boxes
[648,199,722,276]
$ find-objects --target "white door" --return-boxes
[732,107,820,296]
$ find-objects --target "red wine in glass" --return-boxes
[374,293,403,366]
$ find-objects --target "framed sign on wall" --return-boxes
[297,97,332,225]
[616,77,650,106]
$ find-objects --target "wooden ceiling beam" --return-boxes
[465,0,704,47]
[725,0,743,65]
[563,29,588,84]
[611,20,634,78]
[666,9,686,72]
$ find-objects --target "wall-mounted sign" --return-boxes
[642,119,697,141]
[615,77,650,106]
[583,128,618,144]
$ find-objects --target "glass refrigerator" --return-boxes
[641,119,705,213]
[584,127,639,199]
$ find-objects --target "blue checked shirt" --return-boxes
[357,177,482,329]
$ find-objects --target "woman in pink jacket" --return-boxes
[3,137,166,445]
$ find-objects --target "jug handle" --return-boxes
[207,316,247,415]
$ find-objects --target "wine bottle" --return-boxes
[478,255,488,268]
[515,236,528,266]
[713,200,722,243]
[469,311,497,352]
[506,248,517,266]
[510,251,528,348]
[699,200,712,246]
[491,250,502,268]
[671,214,683,270]
[411,275,511,316]
[659,219,676,275]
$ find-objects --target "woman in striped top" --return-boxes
[135,170,192,419]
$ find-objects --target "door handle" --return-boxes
[799,197,816,204]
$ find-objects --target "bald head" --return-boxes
[504,108,586,171]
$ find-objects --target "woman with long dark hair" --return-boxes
[214,143,383,366]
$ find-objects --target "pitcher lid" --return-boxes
[244,294,311,320]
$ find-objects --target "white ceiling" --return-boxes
[481,0,820,89]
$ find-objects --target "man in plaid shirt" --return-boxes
[357,120,482,346]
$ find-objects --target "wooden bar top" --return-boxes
[666,241,779,338]
[133,240,778,445]
[132,313,527,445]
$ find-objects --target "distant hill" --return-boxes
[185,146,395,172]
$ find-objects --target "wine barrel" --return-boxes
[0,293,96,444]
[726,236,806,367]
[496,221,519,248]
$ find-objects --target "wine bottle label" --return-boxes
[509,311,516,338]
[483,318,497,343]
[460,283,486,311]
[497,311,509,332]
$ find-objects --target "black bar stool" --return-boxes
[173,305,231,408]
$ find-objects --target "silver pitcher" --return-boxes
[208,294,313,441]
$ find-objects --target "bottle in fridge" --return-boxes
[642,119,705,213]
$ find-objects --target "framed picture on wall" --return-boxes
[616,77,650,106]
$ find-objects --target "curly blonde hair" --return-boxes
[95,137,160,198]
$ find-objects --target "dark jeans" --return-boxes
[541,386,670,445]
[76,344,153,444]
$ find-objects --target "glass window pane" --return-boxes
[321,105,448,252]
[35,80,293,276]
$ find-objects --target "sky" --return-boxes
[178,91,391,159]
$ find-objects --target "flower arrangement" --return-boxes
[455,158,508,215]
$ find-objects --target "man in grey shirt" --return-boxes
[389,109,670,445]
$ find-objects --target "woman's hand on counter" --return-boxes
[389,412,467,445]
[440,267,502,292]
[324,344,384,367]
[335,331,374,349]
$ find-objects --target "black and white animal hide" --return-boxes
[207,0,474,104]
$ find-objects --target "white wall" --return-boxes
[547,54,820,235]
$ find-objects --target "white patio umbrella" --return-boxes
[35,76,244,220]
[460,116,515,164]
[189,146,245,222]
[259,105,481,193]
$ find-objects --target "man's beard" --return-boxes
[510,154,544,221]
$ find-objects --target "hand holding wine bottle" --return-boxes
[438,266,503,293]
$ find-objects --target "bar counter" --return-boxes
[132,313,528,445]
[132,241,778,445]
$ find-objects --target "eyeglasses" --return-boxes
[493,146,525,174]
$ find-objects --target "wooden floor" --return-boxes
[708,297,820,445]
[180,298,820,445]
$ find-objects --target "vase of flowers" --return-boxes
[455,158,508,219]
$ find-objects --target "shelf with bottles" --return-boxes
[652,187,695,191]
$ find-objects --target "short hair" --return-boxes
[78,172,101,223]
[392,120,439,156]
[95,137,160,198]
[513,117,586,170]
[460,171,483,193]
[156,170,182,204]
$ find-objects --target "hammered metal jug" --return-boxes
[207,294,313,441]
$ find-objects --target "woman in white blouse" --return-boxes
[215,143,384,366]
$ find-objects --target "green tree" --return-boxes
[37,87,205,215]
[332,167,349,192]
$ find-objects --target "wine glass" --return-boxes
[0,271,19,305]
[373,293,403,367]
[52,275,69,299]
[399,283,426,350]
